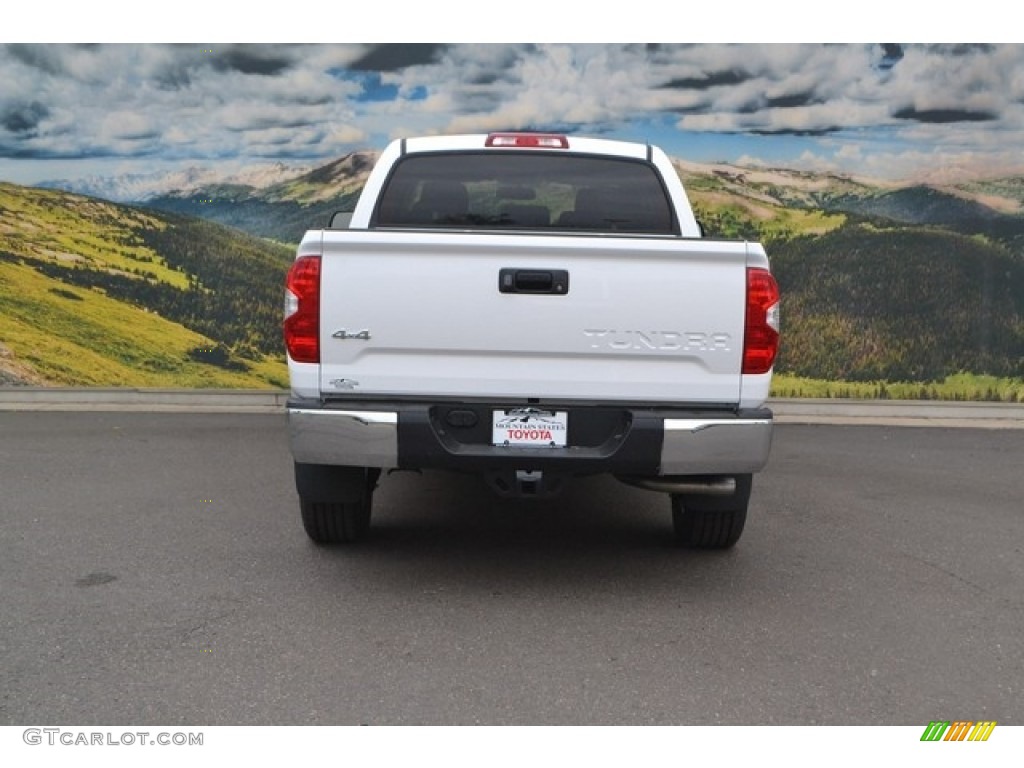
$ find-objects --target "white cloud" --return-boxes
[5,43,1024,182]
[100,111,157,141]
[325,124,367,145]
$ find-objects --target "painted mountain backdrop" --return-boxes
[3,150,1023,397]
[0,182,291,387]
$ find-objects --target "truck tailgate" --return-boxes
[316,230,750,405]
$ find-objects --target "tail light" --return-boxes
[284,255,321,363]
[742,267,780,374]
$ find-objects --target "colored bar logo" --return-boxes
[920,721,997,741]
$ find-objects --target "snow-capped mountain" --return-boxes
[38,161,312,203]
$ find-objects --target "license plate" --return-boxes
[492,408,568,447]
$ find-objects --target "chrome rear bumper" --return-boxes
[288,401,772,476]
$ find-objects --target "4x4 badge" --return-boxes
[332,329,371,340]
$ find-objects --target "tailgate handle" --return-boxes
[499,268,569,295]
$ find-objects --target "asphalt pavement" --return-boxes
[1,411,1021,725]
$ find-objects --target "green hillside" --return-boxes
[146,194,357,245]
[679,169,1024,396]
[771,224,1024,382]
[679,163,852,242]
[0,182,290,387]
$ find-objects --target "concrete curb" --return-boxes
[1,388,1023,428]
[768,397,1024,429]
[0,388,290,413]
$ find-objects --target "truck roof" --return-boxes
[402,133,652,161]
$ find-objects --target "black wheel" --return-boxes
[294,464,379,544]
[300,496,371,544]
[671,474,751,549]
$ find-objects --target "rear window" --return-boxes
[372,152,677,234]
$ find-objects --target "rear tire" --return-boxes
[300,497,372,544]
[294,463,379,544]
[671,474,751,549]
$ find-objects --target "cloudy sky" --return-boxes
[2,41,1023,186]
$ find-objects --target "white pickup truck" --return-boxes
[285,132,779,548]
